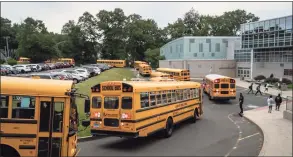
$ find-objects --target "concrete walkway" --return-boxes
[244,103,292,156]
[234,78,292,98]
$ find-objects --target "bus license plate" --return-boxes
[93,123,99,128]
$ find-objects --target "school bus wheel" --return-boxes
[191,109,198,123]
[164,117,174,138]
[0,144,20,157]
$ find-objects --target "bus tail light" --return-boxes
[230,79,235,83]
[214,79,220,83]
[121,113,131,119]
[94,112,101,118]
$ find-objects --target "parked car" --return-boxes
[90,64,109,71]
[38,63,50,71]
[50,71,81,83]
[47,63,56,70]
[27,64,42,72]
[82,65,101,76]
[1,65,19,74]
[60,70,85,82]
[74,68,90,79]
[1,67,9,75]
[13,65,31,73]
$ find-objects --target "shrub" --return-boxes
[7,58,17,66]
[265,77,279,84]
[254,75,266,81]
[0,59,5,64]
[269,73,274,78]
[282,78,292,85]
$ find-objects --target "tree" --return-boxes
[16,17,57,63]
[96,8,127,60]
[144,48,165,68]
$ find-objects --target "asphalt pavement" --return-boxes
[77,86,268,156]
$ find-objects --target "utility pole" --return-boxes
[4,36,10,58]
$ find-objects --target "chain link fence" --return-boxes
[286,96,292,111]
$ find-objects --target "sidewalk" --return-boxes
[244,103,292,156]
[235,78,292,98]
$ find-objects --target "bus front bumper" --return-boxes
[91,129,139,138]
[214,96,236,100]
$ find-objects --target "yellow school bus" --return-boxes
[134,61,147,70]
[156,68,190,81]
[0,76,90,157]
[17,57,30,63]
[58,58,75,66]
[203,74,236,100]
[81,81,203,138]
[96,60,126,68]
[151,71,173,79]
[138,64,152,77]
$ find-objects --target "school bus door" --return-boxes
[38,97,66,157]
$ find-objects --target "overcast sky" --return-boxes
[1,1,292,33]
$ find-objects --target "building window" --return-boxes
[170,46,172,53]
[189,39,195,52]
[264,20,270,32]
[269,20,275,31]
[180,44,183,52]
[211,53,215,57]
[202,53,204,57]
[279,18,285,30]
[199,43,203,52]
[285,16,292,30]
[193,53,197,57]
[215,43,220,52]
[284,69,293,76]
[206,39,211,43]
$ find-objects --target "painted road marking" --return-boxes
[239,132,260,141]
[246,104,260,109]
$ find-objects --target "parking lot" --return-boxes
[1,62,112,84]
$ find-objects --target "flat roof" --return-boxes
[1,76,73,97]
[205,74,231,80]
[240,15,292,26]
[161,36,240,49]
[160,59,235,61]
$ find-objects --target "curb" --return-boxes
[243,114,265,157]
[77,135,108,142]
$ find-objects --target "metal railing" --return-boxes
[285,96,292,112]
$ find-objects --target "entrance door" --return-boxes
[38,97,65,157]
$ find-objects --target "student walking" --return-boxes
[239,93,244,116]
[275,94,283,111]
[255,84,262,96]
[247,83,254,94]
[264,83,269,93]
[267,95,274,113]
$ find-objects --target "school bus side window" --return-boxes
[176,90,181,101]
[194,88,199,98]
[0,95,9,118]
[186,89,191,99]
[171,90,175,102]
[167,90,172,103]
[162,91,167,104]
[12,96,35,119]
[140,92,149,108]
[190,89,194,99]
[150,92,156,106]
[122,97,132,109]
[92,96,102,108]
[156,91,162,105]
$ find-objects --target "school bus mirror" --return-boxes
[84,99,90,113]
[82,120,90,127]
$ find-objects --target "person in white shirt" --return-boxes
[267,95,274,113]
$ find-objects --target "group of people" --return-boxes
[238,93,283,115]
[247,83,269,95]
[267,94,283,113]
